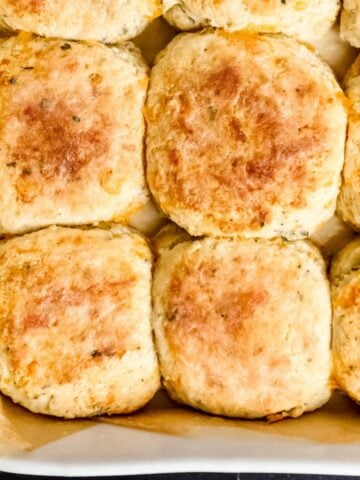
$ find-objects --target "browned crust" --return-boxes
[0,230,140,386]
[10,99,111,203]
[163,251,293,391]
[147,32,341,234]
[6,0,46,15]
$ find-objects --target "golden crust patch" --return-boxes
[11,99,111,203]
[6,0,46,15]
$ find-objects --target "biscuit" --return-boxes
[341,0,360,48]
[146,31,347,239]
[0,34,148,234]
[0,0,161,42]
[330,238,360,403]
[0,225,160,418]
[337,56,360,230]
[163,0,339,42]
[152,231,332,418]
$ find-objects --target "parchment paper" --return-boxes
[102,390,360,445]
[0,16,359,456]
[0,394,94,455]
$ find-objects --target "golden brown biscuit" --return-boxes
[0,225,160,418]
[146,31,347,239]
[341,0,360,48]
[331,238,360,403]
[0,34,149,234]
[153,230,332,418]
[0,0,161,42]
[337,56,360,230]
[163,0,340,42]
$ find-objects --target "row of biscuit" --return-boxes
[2,1,360,50]
[0,28,352,239]
[165,0,360,50]
[0,219,358,421]
[0,1,352,44]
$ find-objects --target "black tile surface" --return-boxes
[0,474,358,480]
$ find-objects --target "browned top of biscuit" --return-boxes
[0,34,148,233]
[146,31,346,237]
[152,236,331,416]
[0,227,149,387]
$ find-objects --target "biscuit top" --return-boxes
[146,31,346,237]
[163,0,340,42]
[331,238,360,281]
[330,239,360,398]
[336,55,360,229]
[343,54,360,92]
[0,1,161,42]
[0,35,148,233]
[165,0,325,17]
[162,239,327,358]
[0,226,152,389]
[154,236,331,415]
[5,0,45,14]
[341,0,360,48]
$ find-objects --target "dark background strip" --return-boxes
[0,474,358,480]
